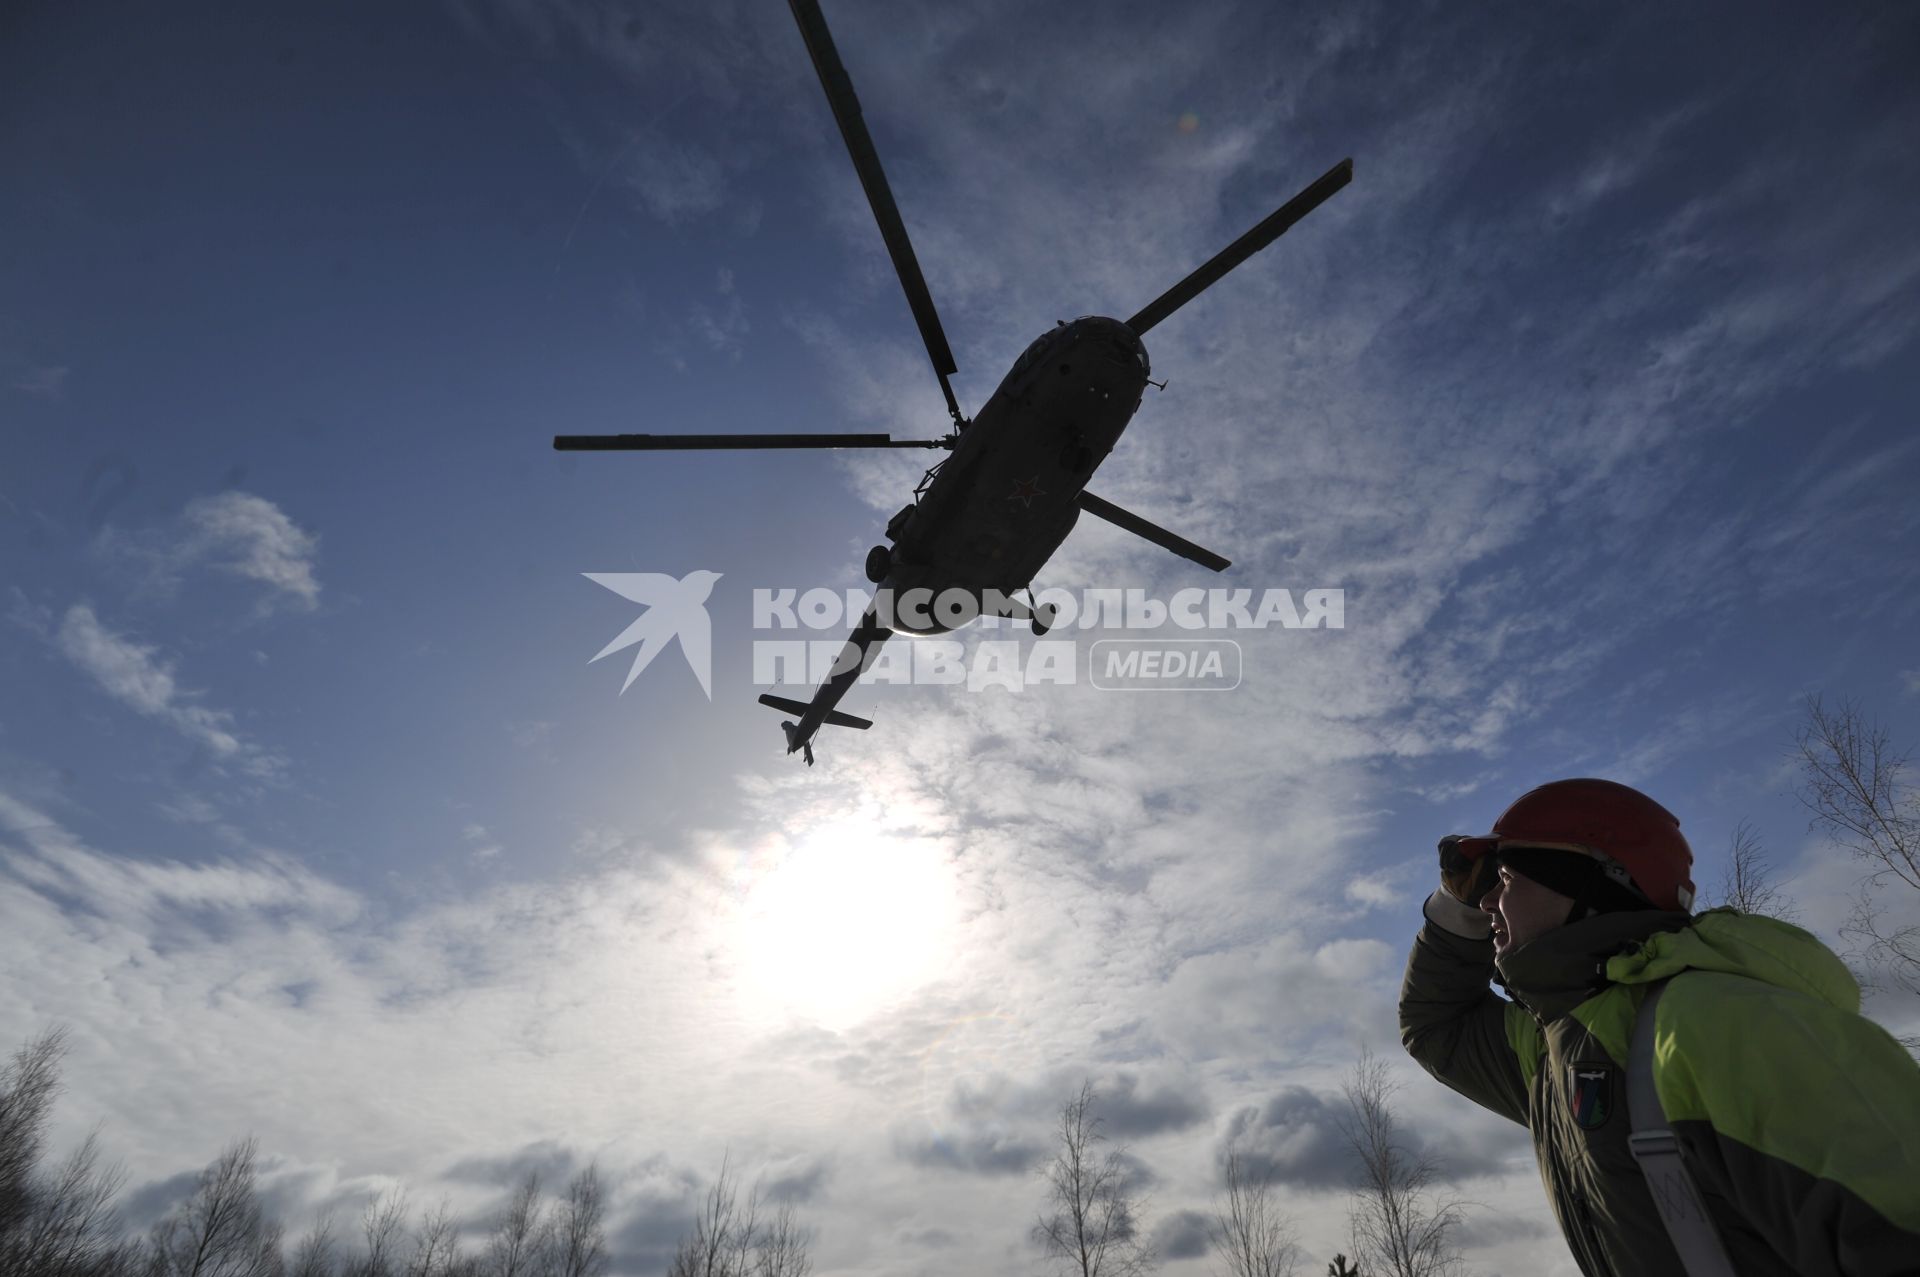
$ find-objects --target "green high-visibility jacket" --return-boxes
[1399,892,1920,1277]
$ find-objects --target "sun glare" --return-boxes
[734,821,958,1030]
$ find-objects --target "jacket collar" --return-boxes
[1495,909,1693,1021]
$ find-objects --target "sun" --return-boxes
[732,820,959,1029]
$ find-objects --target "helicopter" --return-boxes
[556,0,1351,765]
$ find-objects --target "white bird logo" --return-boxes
[584,570,723,698]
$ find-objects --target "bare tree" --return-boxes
[5,1129,139,1277]
[148,1137,283,1277]
[1337,1049,1466,1277]
[551,1165,606,1277]
[1796,696,1920,998]
[0,1029,143,1277]
[289,1218,338,1277]
[1710,820,1799,921]
[666,1157,754,1277]
[1032,1081,1155,1277]
[483,1172,550,1277]
[1209,1141,1299,1277]
[665,1157,817,1277]
[406,1200,460,1277]
[0,1027,68,1244]
[750,1202,812,1277]
[349,1189,410,1277]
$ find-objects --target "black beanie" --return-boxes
[1497,846,1649,917]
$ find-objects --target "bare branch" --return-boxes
[406,1199,461,1277]
[1033,1080,1156,1277]
[483,1172,549,1277]
[1796,696,1920,996]
[751,1202,813,1277]
[0,1026,70,1243]
[149,1136,282,1277]
[1210,1141,1299,1277]
[291,1217,338,1277]
[1337,1049,1467,1277]
[553,1164,607,1277]
[3,1128,135,1276]
[1710,821,1800,921]
[1796,696,1920,890]
[352,1188,410,1277]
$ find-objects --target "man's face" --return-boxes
[1478,862,1573,956]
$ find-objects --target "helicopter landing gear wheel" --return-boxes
[1031,598,1056,636]
[864,544,892,584]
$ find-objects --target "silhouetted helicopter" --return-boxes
[557,0,1350,764]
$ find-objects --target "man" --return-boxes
[1399,777,1920,1276]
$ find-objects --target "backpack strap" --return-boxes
[1627,979,1738,1277]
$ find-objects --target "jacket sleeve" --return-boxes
[1658,972,1920,1277]
[1398,889,1535,1128]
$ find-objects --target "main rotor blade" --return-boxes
[1076,490,1232,572]
[788,0,963,423]
[554,433,947,451]
[1126,158,1352,338]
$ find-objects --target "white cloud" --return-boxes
[461,822,503,862]
[0,793,355,926]
[0,792,972,1269]
[619,131,727,225]
[178,492,322,610]
[12,364,69,399]
[1346,870,1406,910]
[688,293,749,360]
[0,752,1477,1275]
[46,604,284,778]
[101,491,321,614]
[1547,102,1704,221]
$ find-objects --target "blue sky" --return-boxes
[4,2,1919,1274]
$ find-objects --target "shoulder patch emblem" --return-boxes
[1570,1064,1613,1130]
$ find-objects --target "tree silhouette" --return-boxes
[0,1029,617,1277]
[1210,1140,1299,1277]
[1708,820,1798,922]
[147,1137,282,1277]
[1337,1049,1466,1277]
[665,1154,814,1277]
[552,1164,607,1277]
[1032,1081,1155,1277]
[1,1028,69,1245]
[1796,695,1920,1014]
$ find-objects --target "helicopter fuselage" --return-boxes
[878,314,1150,633]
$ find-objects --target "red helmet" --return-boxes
[1454,778,1696,912]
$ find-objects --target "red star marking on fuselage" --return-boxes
[1009,475,1046,508]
